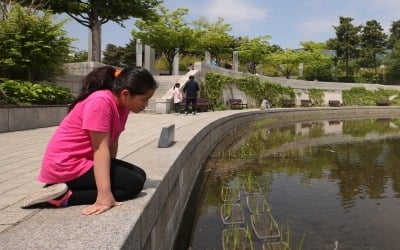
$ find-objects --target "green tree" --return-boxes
[263,49,301,79]
[67,48,88,63]
[300,41,334,81]
[132,6,194,75]
[385,42,400,84]
[16,0,161,62]
[359,20,387,73]
[192,17,234,66]
[103,44,126,67]
[120,39,137,68]
[388,20,400,49]
[327,16,361,78]
[0,4,72,81]
[237,36,272,74]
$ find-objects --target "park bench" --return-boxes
[281,99,296,108]
[328,100,342,107]
[281,99,295,107]
[178,98,214,113]
[228,99,248,109]
[300,99,313,107]
[376,100,390,106]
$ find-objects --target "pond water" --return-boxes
[183,118,400,250]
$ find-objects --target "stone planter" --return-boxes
[221,186,240,203]
[243,182,262,195]
[0,105,68,133]
[220,203,245,225]
[262,241,288,250]
[222,227,253,250]
[246,194,271,214]
[250,212,280,240]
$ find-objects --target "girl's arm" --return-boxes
[81,131,121,215]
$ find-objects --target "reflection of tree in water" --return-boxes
[343,119,400,137]
[330,141,388,205]
[379,139,400,198]
[206,118,400,209]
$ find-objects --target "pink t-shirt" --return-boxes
[39,90,129,183]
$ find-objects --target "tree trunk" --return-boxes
[89,21,102,62]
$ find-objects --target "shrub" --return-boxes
[0,78,74,105]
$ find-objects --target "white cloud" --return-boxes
[296,18,336,39]
[204,0,268,24]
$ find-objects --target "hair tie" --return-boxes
[114,69,122,78]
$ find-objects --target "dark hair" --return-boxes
[68,66,158,112]
[173,82,180,89]
[189,75,194,80]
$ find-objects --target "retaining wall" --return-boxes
[127,107,400,249]
[0,105,68,133]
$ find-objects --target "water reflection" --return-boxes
[188,118,400,250]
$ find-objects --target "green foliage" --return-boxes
[342,87,400,106]
[237,36,272,74]
[327,16,361,77]
[263,49,302,79]
[307,88,325,106]
[0,78,74,105]
[103,44,127,67]
[191,17,234,65]
[388,20,400,49]
[102,40,137,67]
[16,0,161,62]
[359,20,387,71]
[300,41,334,81]
[133,6,194,74]
[203,72,295,107]
[67,49,88,63]
[385,42,400,84]
[0,4,73,81]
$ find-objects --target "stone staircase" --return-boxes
[144,75,183,113]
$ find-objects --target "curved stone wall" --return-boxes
[127,107,400,249]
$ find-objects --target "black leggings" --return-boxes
[66,158,146,205]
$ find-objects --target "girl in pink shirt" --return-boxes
[21,66,157,215]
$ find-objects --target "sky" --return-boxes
[61,0,400,52]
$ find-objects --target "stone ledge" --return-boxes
[0,105,68,133]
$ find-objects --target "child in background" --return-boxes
[173,82,183,114]
[260,98,271,110]
[21,66,158,215]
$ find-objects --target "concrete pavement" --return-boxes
[2,106,400,249]
[0,109,255,249]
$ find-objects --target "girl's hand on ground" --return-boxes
[81,201,122,215]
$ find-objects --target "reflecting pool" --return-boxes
[185,118,400,250]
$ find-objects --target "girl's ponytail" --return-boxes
[68,66,116,112]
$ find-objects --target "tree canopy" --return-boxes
[0,4,72,81]
[132,6,194,74]
[15,0,161,62]
[192,17,234,66]
[237,36,273,74]
[327,16,361,77]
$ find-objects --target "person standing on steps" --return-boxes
[172,82,183,114]
[183,75,200,115]
[20,66,158,215]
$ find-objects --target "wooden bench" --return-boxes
[281,99,295,107]
[228,99,248,109]
[178,98,214,112]
[328,100,342,107]
[300,99,312,107]
[376,100,390,106]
